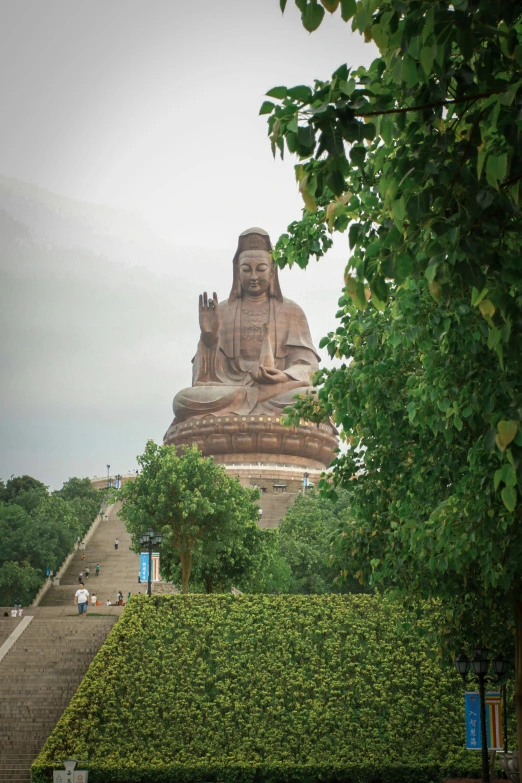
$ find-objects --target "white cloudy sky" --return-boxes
[0,1,376,488]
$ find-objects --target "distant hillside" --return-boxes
[0,174,173,271]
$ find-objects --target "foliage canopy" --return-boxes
[264,0,522,752]
[118,442,265,594]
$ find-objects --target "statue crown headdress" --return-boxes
[237,227,271,253]
[229,227,282,301]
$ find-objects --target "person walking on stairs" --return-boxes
[75,584,89,617]
[95,563,100,576]
[85,566,90,580]
[114,538,119,550]
[78,571,83,583]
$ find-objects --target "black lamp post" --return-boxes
[138,529,163,596]
[106,464,110,489]
[454,648,510,783]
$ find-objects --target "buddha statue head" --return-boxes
[229,227,283,301]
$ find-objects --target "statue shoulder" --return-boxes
[281,296,307,316]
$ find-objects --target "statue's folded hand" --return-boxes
[255,366,290,385]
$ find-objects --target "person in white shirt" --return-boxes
[90,594,97,606]
[74,584,90,616]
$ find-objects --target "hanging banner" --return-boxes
[139,552,160,582]
[465,692,503,750]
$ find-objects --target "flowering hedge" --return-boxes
[32,595,482,783]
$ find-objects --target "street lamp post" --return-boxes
[454,649,510,783]
[106,464,110,489]
[138,529,163,597]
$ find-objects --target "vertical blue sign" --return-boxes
[465,692,480,749]
[465,692,502,750]
[140,552,149,582]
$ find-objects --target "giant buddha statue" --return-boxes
[164,228,338,475]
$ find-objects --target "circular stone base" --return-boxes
[163,413,338,470]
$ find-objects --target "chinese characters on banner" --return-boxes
[139,552,160,582]
[465,692,503,750]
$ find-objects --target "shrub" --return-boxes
[33,595,486,783]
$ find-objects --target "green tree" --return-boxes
[119,442,261,594]
[192,518,273,594]
[265,0,522,751]
[1,475,48,503]
[0,497,78,575]
[0,560,42,606]
[54,477,105,537]
[277,489,361,593]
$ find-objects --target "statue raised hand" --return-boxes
[199,292,219,347]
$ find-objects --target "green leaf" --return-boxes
[259,101,276,115]
[344,274,367,310]
[419,46,434,77]
[266,86,288,100]
[496,420,518,451]
[280,0,288,11]
[471,286,488,306]
[349,222,361,249]
[477,147,486,180]
[391,197,405,229]
[287,85,313,102]
[340,0,356,21]
[349,145,366,167]
[395,254,413,282]
[302,1,325,32]
[486,154,508,190]
[402,57,418,87]
[320,0,339,12]
[501,463,517,488]
[501,485,517,512]
[478,299,496,326]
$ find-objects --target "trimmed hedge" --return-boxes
[32,595,483,783]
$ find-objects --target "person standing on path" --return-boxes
[74,584,89,617]
[114,538,119,550]
[95,563,100,576]
[85,567,90,580]
[78,571,83,583]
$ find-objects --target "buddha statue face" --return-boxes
[238,250,274,297]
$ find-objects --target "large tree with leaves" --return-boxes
[264,0,522,753]
[118,442,261,594]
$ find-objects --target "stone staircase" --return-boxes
[0,502,140,783]
[258,490,297,529]
[40,502,140,607]
[0,616,116,783]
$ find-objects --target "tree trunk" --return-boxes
[180,551,193,595]
[514,595,522,759]
[205,575,213,594]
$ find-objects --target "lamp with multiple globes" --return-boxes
[454,648,511,783]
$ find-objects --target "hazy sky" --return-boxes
[0,1,376,488]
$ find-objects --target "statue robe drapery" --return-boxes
[173,296,320,421]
